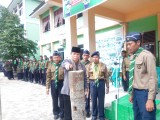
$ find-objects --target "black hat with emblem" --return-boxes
[91,51,100,57]
[71,47,81,53]
[126,32,142,42]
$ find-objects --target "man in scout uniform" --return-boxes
[33,58,39,84]
[126,32,158,120]
[17,58,23,80]
[5,60,14,80]
[61,47,88,120]
[43,55,49,85]
[23,57,29,81]
[46,51,64,120]
[87,51,109,120]
[29,59,34,83]
[38,55,45,85]
[81,49,91,118]
[121,50,130,92]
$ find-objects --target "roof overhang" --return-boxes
[8,0,22,12]
[30,0,62,18]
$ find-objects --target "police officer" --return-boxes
[61,47,88,120]
[46,51,64,120]
[126,32,158,120]
[81,49,91,118]
[87,51,109,120]
[121,50,130,92]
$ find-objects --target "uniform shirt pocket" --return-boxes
[51,66,56,73]
[135,60,145,73]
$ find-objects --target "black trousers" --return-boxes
[17,73,23,80]
[122,71,129,91]
[63,94,72,120]
[51,80,64,118]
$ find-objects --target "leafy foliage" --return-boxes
[0,5,37,60]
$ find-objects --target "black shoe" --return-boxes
[54,115,59,120]
[86,112,91,118]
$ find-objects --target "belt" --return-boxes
[51,79,63,81]
[90,79,105,81]
[133,88,148,92]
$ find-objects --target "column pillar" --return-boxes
[65,16,77,58]
[83,8,96,54]
[49,7,54,53]
[158,14,160,41]
[121,22,128,50]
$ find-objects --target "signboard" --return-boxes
[63,0,107,18]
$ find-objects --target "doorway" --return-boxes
[141,31,156,56]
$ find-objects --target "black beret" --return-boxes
[53,51,60,56]
[91,51,100,57]
[122,50,127,53]
[126,32,141,42]
[71,47,81,53]
[83,50,90,55]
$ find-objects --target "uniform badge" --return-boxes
[137,65,141,69]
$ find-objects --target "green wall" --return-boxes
[40,10,49,19]
[26,22,40,58]
[128,15,159,65]
[25,0,41,20]
[77,24,122,45]
[24,0,41,59]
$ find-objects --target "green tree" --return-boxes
[0,5,37,60]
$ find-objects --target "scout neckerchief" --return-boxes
[92,62,101,87]
[81,60,90,66]
[53,62,61,89]
[18,60,23,69]
[128,47,144,94]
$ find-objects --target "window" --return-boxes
[19,2,23,8]
[77,13,83,19]
[54,8,65,28]
[78,44,84,60]
[58,48,64,60]
[42,16,50,32]
[19,8,23,16]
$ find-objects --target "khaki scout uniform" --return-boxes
[17,60,23,80]
[23,61,29,81]
[131,49,158,120]
[87,62,109,119]
[46,62,64,117]
[132,50,158,100]
[122,57,130,91]
[38,60,45,85]
[33,61,39,83]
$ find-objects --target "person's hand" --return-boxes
[85,88,89,98]
[46,89,49,95]
[146,99,155,112]
[65,64,73,70]
[106,88,109,94]
[129,96,133,103]
[123,75,127,81]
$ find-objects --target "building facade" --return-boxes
[8,0,42,59]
